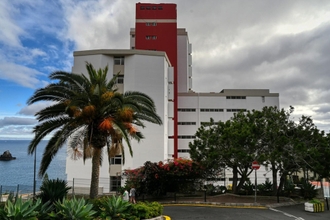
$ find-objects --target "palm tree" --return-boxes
[27,62,162,199]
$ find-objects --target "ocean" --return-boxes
[0,140,66,193]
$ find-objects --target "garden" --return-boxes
[0,178,163,220]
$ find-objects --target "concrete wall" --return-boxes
[122,54,170,170]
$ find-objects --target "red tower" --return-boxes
[135,3,178,158]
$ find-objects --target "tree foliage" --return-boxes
[189,106,330,195]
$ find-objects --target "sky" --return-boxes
[1,0,330,139]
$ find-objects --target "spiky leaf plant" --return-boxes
[0,197,41,220]
[38,178,71,205]
[51,197,96,220]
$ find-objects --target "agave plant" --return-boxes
[35,200,53,220]
[0,197,41,220]
[300,181,318,200]
[98,196,132,219]
[51,197,96,220]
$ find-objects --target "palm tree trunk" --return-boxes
[90,147,102,199]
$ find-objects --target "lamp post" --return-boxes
[33,148,36,198]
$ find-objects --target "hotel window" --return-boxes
[158,6,163,10]
[152,6,157,10]
[178,122,196,125]
[132,34,135,38]
[114,56,124,65]
[146,35,151,40]
[178,108,196,112]
[178,135,196,139]
[110,176,121,191]
[110,155,122,165]
[226,109,247,112]
[226,96,246,99]
[152,36,157,40]
[152,22,157,26]
[140,6,145,10]
[146,6,151,10]
[262,96,265,103]
[200,108,224,112]
[146,23,150,26]
[115,75,124,84]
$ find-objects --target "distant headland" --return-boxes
[0,150,16,161]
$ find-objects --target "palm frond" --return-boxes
[38,130,67,176]
[28,117,72,154]
[35,102,68,121]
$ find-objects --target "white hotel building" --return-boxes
[65,3,279,193]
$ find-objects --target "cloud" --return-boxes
[0,0,71,90]
[0,117,37,128]
[19,102,53,116]
[0,0,25,48]
[0,61,47,89]
[60,0,134,50]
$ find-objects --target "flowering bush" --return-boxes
[124,158,204,196]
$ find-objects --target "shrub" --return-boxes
[204,184,227,196]
[38,178,71,205]
[130,201,163,219]
[258,180,273,196]
[283,181,296,197]
[125,159,204,196]
[309,198,322,204]
[300,182,318,200]
[204,184,216,196]
[240,180,254,195]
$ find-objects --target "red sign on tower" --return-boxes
[252,160,260,170]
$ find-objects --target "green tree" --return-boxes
[190,105,330,196]
[27,63,162,199]
[256,106,295,195]
[188,118,225,179]
[295,117,330,193]
[190,110,261,193]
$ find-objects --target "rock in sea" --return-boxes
[0,150,16,161]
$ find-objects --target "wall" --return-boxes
[122,54,170,170]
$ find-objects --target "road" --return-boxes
[163,204,330,220]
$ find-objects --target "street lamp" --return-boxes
[33,148,36,198]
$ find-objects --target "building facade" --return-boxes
[65,3,279,193]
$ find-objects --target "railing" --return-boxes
[67,177,116,196]
[0,184,37,202]
[0,177,117,201]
